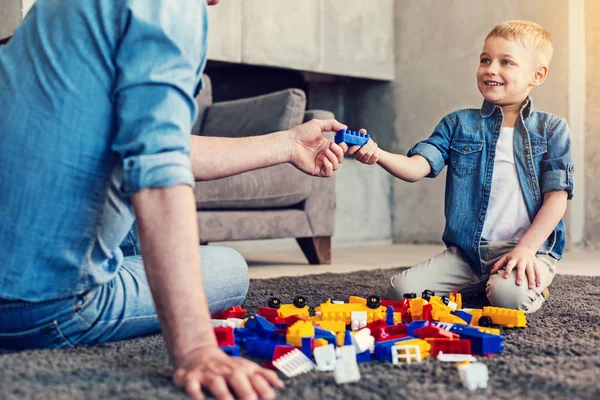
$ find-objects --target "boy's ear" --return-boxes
[531,65,548,87]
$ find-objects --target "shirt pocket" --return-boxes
[528,140,548,159]
[450,139,484,178]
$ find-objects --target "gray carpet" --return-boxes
[1,268,599,400]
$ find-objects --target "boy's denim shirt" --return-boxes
[408,96,574,277]
[0,0,208,301]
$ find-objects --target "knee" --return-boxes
[386,270,416,301]
[486,272,532,311]
[221,247,249,301]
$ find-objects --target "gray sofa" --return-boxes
[191,75,336,264]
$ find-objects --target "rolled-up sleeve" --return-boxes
[540,117,574,199]
[112,0,208,197]
[407,114,454,178]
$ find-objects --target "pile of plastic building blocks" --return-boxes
[211,290,527,390]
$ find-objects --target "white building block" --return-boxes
[334,346,360,384]
[313,344,336,372]
[273,349,315,378]
[350,311,368,331]
[457,362,489,391]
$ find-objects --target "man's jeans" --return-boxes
[0,224,249,350]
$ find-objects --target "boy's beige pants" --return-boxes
[386,241,558,314]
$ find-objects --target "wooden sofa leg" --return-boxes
[296,237,331,265]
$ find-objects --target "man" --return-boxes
[0,1,346,399]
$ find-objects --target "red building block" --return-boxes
[425,338,471,356]
[214,326,235,347]
[413,325,459,340]
[213,306,247,320]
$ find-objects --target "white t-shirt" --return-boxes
[481,127,531,241]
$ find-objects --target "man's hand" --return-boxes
[490,245,542,289]
[288,119,347,177]
[174,346,284,400]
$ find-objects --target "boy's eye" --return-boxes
[501,60,514,66]
[480,58,490,64]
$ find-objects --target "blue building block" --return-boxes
[451,310,473,324]
[372,337,413,362]
[386,306,395,326]
[245,337,283,360]
[301,337,313,360]
[356,349,371,363]
[343,330,353,346]
[407,320,428,337]
[450,325,505,355]
[335,129,370,147]
[244,315,276,335]
[220,345,241,357]
[314,327,337,345]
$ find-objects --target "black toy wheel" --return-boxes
[293,295,308,308]
[422,289,435,301]
[403,293,417,299]
[366,295,381,309]
[478,316,493,327]
[268,297,282,309]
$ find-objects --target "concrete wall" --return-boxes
[206,0,395,80]
[0,0,21,38]
[584,0,600,247]
[393,0,572,243]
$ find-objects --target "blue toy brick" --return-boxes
[407,320,428,337]
[314,327,337,345]
[343,330,353,346]
[220,345,241,357]
[245,315,276,334]
[450,325,505,355]
[372,337,413,362]
[386,306,395,326]
[335,129,370,147]
[301,337,313,360]
[451,310,473,324]
[233,328,252,344]
[245,337,282,360]
[356,349,371,363]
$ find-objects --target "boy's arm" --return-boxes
[377,150,432,182]
[491,190,568,287]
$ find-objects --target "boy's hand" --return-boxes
[490,245,542,289]
[346,129,380,165]
[174,346,284,400]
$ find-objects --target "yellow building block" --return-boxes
[278,304,310,318]
[449,292,462,310]
[314,338,329,348]
[316,299,386,325]
[394,338,431,360]
[315,320,346,333]
[286,321,315,347]
[482,306,527,328]
[409,298,428,320]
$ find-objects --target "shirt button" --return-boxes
[524,149,530,154]
[478,216,483,221]
[463,145,469,151]
[472,247,477,253]
[489,156,494,161]
[568,165,574,172]
[128,160,135,168]
[484,186,489,192]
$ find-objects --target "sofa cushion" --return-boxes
[200,88,306,137]
[195,163,312,210]
[191,74,213,135]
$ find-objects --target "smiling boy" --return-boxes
[346,20,574,313]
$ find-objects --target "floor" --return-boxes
[222,242,600,279]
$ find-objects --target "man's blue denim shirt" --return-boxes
[409,96,574,277]
[0,0,208,301]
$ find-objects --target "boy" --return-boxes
[347,20,573,313]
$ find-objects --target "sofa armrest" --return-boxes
[200,89,306,138]
[301,109,337,237]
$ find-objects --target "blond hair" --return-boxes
[486,20,554,66]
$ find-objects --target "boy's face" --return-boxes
[477,36,543,107]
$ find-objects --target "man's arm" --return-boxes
[190,119,347,181]
[132,185,283,400]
